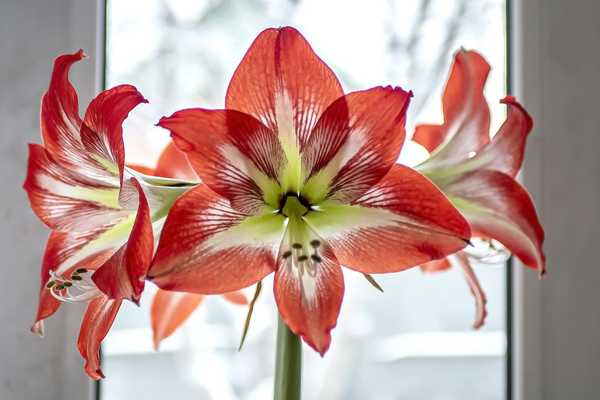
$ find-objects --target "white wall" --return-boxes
[0,1,99,399]
[513,0,600,399]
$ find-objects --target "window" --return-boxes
[102,1,508,398]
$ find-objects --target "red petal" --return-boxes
[226,27,343,148]
[222,291,248,305]
[23,144,129,232]
[453,253,488,330]
[302,86,411,203]
[306,165,471,273]
[81,84,148,184]
[150,289,204,349]
[274,231,344,355]
[126,164,155,175]
[32,231,114,334]
[420,258,451,273]
[414,50,491,167]
[469,96,534,177]
[154,141,198,181]
[158,109,283,213]
[40,50,85,165]
[77,296,122,380]
[149,185,282,293]
[92,179,153,303]
[445,170,545,274]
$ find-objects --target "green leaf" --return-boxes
[238,281,262,351]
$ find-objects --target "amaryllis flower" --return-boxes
[149,27,471,354]
[23,50,158,379]
[148,142,247,349]
[412,50,545,328]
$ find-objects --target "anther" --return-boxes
[292,243,303,250]
[46,281,56,289]
[71,275,83,281]
[282,250,292,259]
[76,268,88,274]
[63,282,73,288]
[310,254,322,263]
[310,240,321,248]
[297,255,308,262]
[55,284,65,290]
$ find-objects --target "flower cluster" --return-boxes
[23,27,544,379]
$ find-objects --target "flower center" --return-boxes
[279,192,312,218]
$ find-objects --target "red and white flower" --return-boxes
[24,50,159,379]
[150,27,471,354]
[413,50,545,328]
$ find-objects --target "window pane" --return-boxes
[103,1,507,399]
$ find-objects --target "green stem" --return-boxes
[274,315,302,400]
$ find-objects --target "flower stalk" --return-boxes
[274,315,302,400]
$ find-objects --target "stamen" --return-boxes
[292,243,303,249]
[310,254,322,263]
[297,255,308,262]
[310,240,321,248]
[282,250,292,259]
[46,269,101,303]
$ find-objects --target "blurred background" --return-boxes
[102,1,507,399]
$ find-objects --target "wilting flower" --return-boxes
[23,50,169,379]
[413,50,545,328]
[149,27,471,354]
[148,143,247,349]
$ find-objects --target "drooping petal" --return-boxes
[92,179,153,303]
[467,96,534,177]
[149,185,285,294]
[158,109,283,214]
[23,143,129,232]
[226,27,343,154]
[305,165,471,273]
[31,231,114,335]
[415,50,491,169]
[301,86,412,204]
[80,84,148,185]
[452,252,488,329]
[40,50,85,166]
[274,218,344,355]
[444,169,545,275]
[222,291,248,305]
[155,141,198,181]
[77,295,122,380]
[150,289,204,350]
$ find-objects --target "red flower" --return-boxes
[23,50,154,379]
[150,27,471,354]
[413,50,545,328]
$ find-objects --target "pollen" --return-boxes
[310,254,322,263]
[310,240,321,248]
